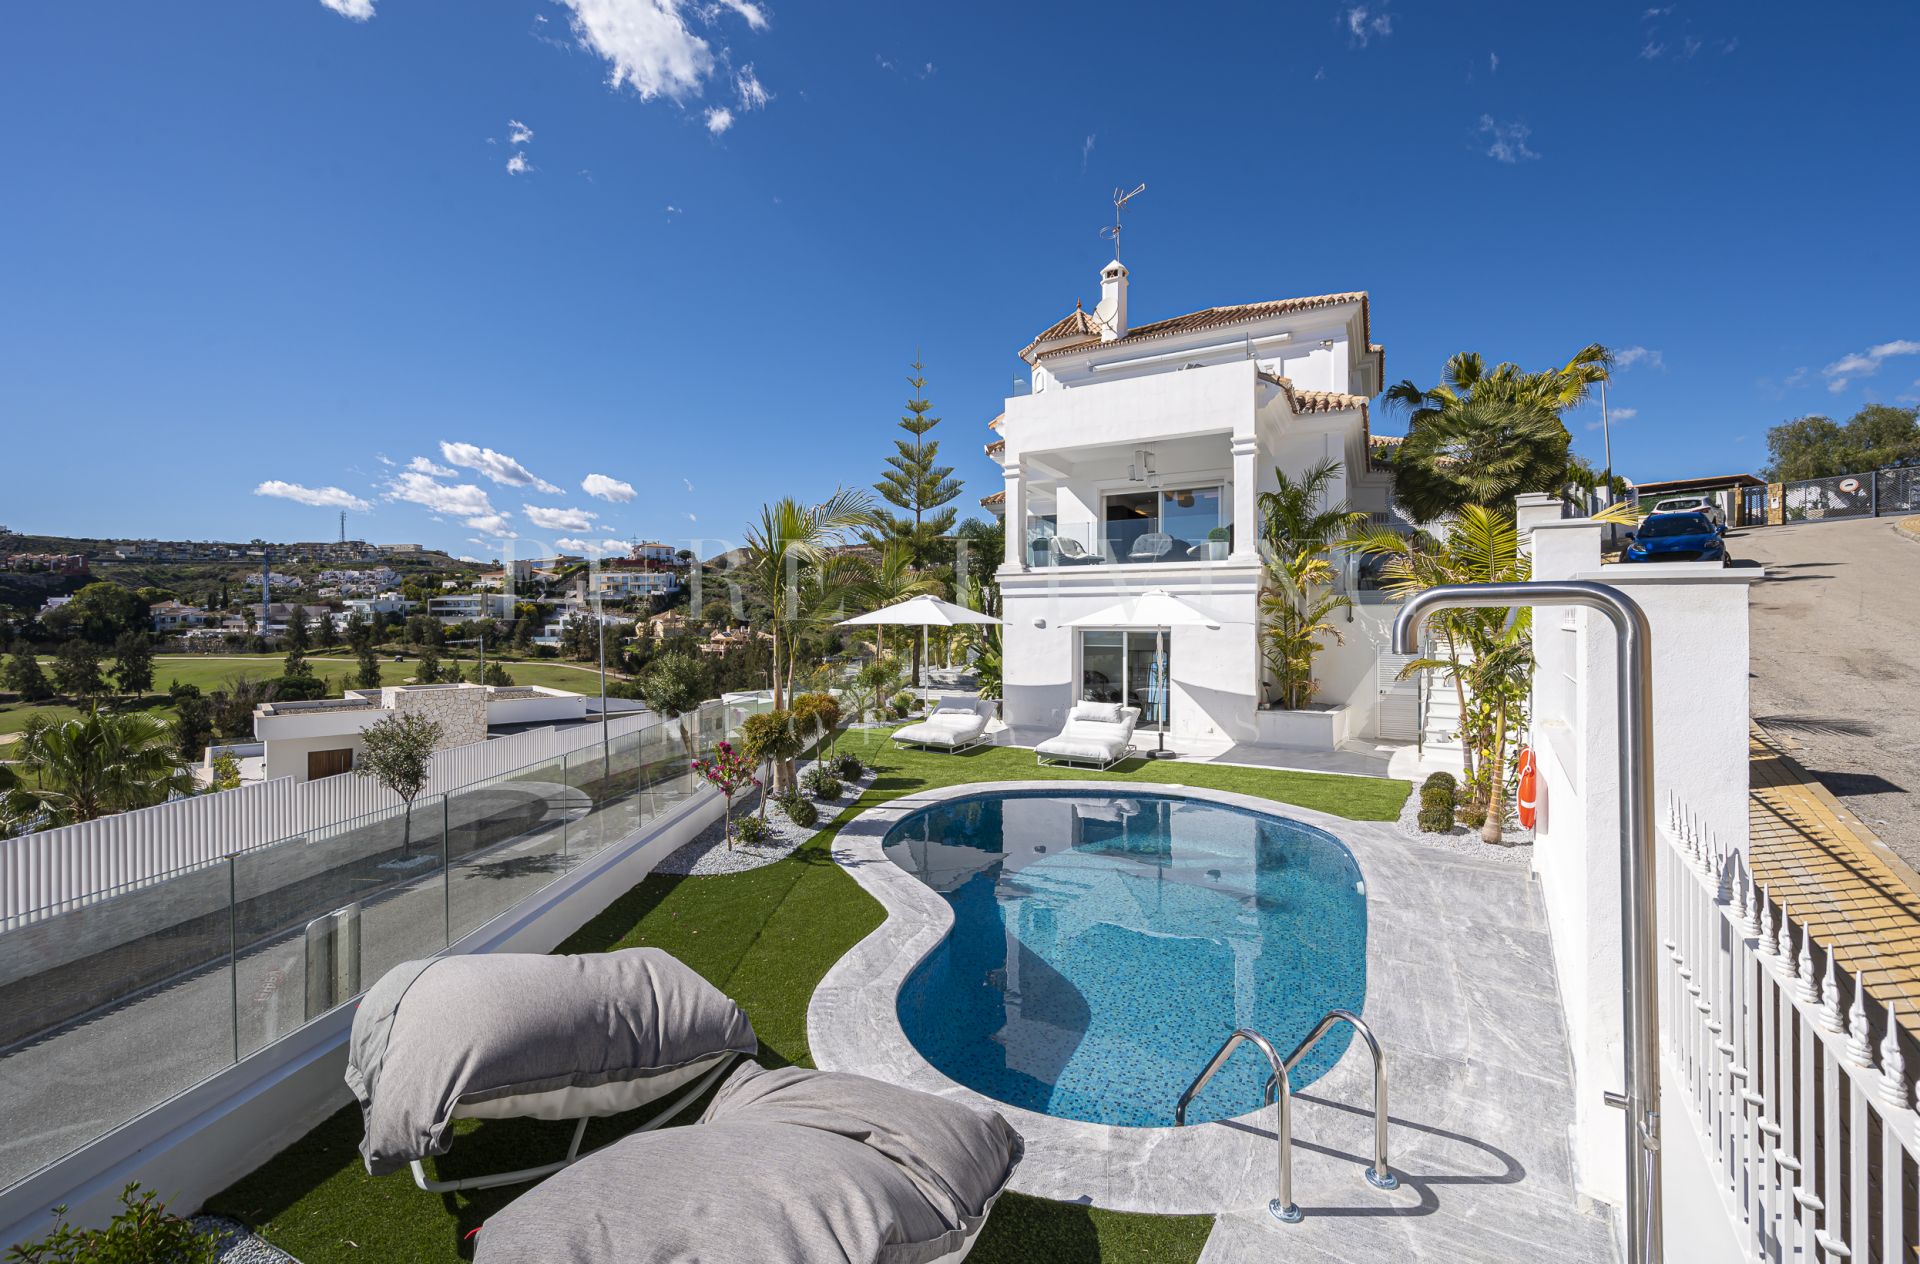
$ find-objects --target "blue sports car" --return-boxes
[1623,511,1727,564]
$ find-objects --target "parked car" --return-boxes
[1622,512,1729,564]
[1647,495,1726,529]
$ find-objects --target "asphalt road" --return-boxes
[1735,516,1920,867]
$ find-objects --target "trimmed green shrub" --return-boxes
[9,1182,218,1263]
[1419,785,1453,810]
[1457,801,1488,829]
[1421,771,1458,794]
[889,691,917,716]
[801,764,842,800]
[735,813,772,844]
[777,793,818,829]
[1417,804,1455,833]
[833,752,866,781]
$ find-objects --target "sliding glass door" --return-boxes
[1078,630,1170,732]
[1101,485,1223,562]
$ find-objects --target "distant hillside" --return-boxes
[0,529,482,612]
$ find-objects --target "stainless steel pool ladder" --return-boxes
[1173,1009,1395,1224]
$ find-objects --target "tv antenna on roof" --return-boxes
[1099,183,1146,260]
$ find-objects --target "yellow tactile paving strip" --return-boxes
[1748,726,1920,1011]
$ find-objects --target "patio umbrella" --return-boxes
[838,594,1003,703]
[1065,590,1220,759]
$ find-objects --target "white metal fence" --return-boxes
[0,711,661,927]
[1661,796,1917,1261]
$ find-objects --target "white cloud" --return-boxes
[387,471,497,519]
[407,455,457,477]
[555,537,593,553]
[664,203,683,214]
[467,516,516,536]
[458,555,481,563]
[524,504,599,531]
[376,453,395,466]
[440,442,561,493]
[1489,51,1499,72]
[705,107,734,134]
[1823,340,1920,392]
[319,0,375,19]
[1477,115,1539,163]
[1614,345,1665,370]
[599,537,629,554]
[1343,5,1392,45]
[508,118,534,146]
[734,65,770,111]
[506,152,531,175]
[682,476,695,492]
[582,473,636,502]
[554,0,764,103]
[1081,134,1095,172]
[1611,407,1639,421]
[255,480,372,512]
[686,512,698,522]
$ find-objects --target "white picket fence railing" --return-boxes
[0,711,662,927]
[1661,795,1918,1262]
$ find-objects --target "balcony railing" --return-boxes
[0,696,764,1197]
[1024,520,1233,567]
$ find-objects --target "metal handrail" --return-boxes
[1265,1009,1397,1191]
[1175,1028,1301,1224]
[1393,580,1662,1264]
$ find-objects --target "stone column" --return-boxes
[1229,434,1260,562]
[1004,463,1026,569]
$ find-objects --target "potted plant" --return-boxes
[1205,526,1231,561]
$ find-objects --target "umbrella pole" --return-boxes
[1150,625,1174,759]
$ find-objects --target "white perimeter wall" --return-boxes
[1526,516,1760,1207]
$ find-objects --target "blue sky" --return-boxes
[4,1,1917,560]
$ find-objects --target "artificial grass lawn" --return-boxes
[208,730,1406,1261]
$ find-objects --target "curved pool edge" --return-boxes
[805,779,1415,1217]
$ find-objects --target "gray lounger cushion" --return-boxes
[473,1064,1022,1264]
[347,948,757,1176]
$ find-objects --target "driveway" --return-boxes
[1735,516,1920,868]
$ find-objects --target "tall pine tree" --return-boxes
[870,356,963,687]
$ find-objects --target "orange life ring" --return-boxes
[1517,747,1539,830]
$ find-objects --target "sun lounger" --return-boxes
[1035,702,1139,770]
[894,704,991,753]
[473,1064,1022,1264]
[346,948,757,1192]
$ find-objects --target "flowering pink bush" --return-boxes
[691,740,761,848]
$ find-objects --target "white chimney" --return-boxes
[1095,258,1129,341]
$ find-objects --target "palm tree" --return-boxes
[738,489,877,711]
[737,488,876,792]
[1256,459,1365,710]
[6,709,194,828]
[1258,549,1353,710]
[1258,458,1367,557]
[855,541,942,680]
[1351,502,1633,843]
[1384,345,1613,523]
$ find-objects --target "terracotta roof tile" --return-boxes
[985,439,1005,459]
[987,412,1004,432]
[1257,372,1371,416]
[1033,292,1368,361]
[979,490,1006,508]
[1017,303,1105,362]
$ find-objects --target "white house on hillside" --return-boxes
[985,258,1411,754]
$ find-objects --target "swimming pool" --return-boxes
[885,789,1367,1128]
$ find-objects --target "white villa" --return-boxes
[986,257,1407,754]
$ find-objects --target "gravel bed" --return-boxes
[191,1216,299,1264]
[654,758,876,877]
[1392,779,1535,865]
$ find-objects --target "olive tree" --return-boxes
[354,712,443,857]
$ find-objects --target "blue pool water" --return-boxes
[887,791,1368,1128]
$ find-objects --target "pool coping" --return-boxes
[806,779,1419,1217]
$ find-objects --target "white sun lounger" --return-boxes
[1035,702,1139,770]
[894,705,991,754]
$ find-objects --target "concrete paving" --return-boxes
[1733,517,1920,869]
[812,783,1615,1262]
